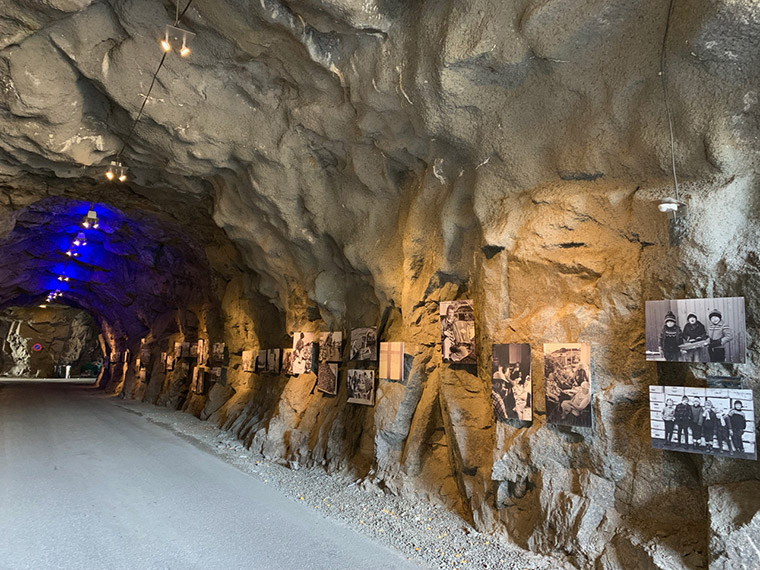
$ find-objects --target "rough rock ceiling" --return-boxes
[1,0,759,321]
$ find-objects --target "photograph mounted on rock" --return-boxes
[491,343,532,422]
[267,348,281,374]
[544,343,592,427]
[292,333,315,374]
[440,300,476,365]
[379,342,404,382]
[241,350,254,373]
[349,328,377,361]
[317,362,338,395]
[650,385,756,460]
[347,369,375,406]
[645,297,746,363]
[318,331,343,362]
[281,349,294,376]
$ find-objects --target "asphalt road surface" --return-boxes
[0,381,418,570]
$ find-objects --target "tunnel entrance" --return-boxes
[0,305,103,379]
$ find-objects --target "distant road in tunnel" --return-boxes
[0,382,419,570]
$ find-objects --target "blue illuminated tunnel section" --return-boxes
[0,196,214,339]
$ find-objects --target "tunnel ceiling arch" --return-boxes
[0,196,216,338]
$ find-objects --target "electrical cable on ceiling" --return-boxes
[659,0,680,204]
[110,0,195,170]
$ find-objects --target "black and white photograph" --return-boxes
[139,340,151,365]
[649,385,756,460]
[645,297,746,363]
[350,328,377,361]
[190,366,204,394]
[256,349,267,372]
[347,369,375,405]
[198,339,209,366]
[440,300,476,365]
[544,343,592,427]
[160,352,167,372]
[165,355,175,372]
[212,342,225,363]
[209,366,225,385]
[379,342,404,382]
[292,332,315,375]
[241,349,255,373]
[319,331,343,362]
[190,342,199,358]
[267,349,281,374]
[317,362,338,395]
[282,348,294,376]
[491,343,532,422]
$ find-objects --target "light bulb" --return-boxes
[118,173,127,182]
[180,45,190,57]
[105,170,115,181]
[161,36,171,52]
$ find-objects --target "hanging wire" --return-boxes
[659,0,680,203]
[114,0,195,159]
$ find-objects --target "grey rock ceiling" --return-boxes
[1,0,758,316]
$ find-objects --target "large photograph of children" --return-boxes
[440,300,476,365]
[645,297,745,363]
[649,385,756,460]
[544,343,592,427]
[491,343,532,422]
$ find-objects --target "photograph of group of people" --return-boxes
[645,297,745,363]
[347,369,376,405]
[491,343,532,422]
[440,300,476,365]
[649,386,756,460]
[544,343,593,428]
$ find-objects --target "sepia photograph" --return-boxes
[282,348,294,376]
[350,328,377,361]
[319,331,343,362]
[267,348,281,374]
[241,349,255,373]
[379,342,404,382]
[440,300,476,365]
[198,339,209,366]
[650,385,756,460]
[165,355,175,372]
[292,332,315,374]
[544,343,592,427]
[256,349,267,372]
[645,297,746,363]
[209,366,224,385]
[347,369,375,405]
[317,362,338,395]
[212,342,225,363]
[492,343,532,422]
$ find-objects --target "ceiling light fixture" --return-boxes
[73,231,87,247]
[105,160,128,182]
[162,24,195,57]
[82,209,99,229]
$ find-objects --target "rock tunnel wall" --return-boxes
[98,175,760,569]
[0,306,101,377]
[1,0,760,568]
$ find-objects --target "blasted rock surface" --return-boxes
[1,1,760,568]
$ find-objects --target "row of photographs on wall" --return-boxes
[241,341,406,383]
[442,296,746,366]
[649,385,756,460]
[190,365,225,393]
[491,343,592,428]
